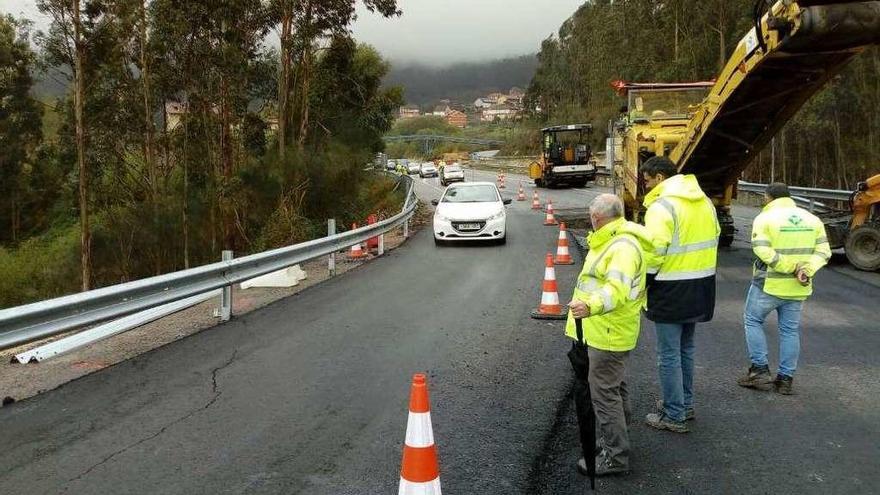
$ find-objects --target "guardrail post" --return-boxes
[328,219,336,276]
[378,231,385,256]
[809,199,815,213]
[220,250,233,322]
[403,217,409,238]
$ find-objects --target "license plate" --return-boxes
[457,223,481,230]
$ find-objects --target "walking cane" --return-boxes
[575,318,596,490]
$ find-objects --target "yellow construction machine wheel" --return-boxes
[845,225,880,272]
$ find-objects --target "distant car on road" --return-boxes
[386,160,397,171]
[431,182,511,245]
[419,163,438,178]
[440,164,465,186]
[407,162,421,174]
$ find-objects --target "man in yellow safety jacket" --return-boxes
[737,183,830,395]
[639,156,720,434]
[566,194,654,476]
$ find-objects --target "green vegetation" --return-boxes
[527,0,880,188]
[0,1,403,307]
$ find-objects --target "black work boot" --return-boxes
[737,364,773,391]
[774,374,794,395]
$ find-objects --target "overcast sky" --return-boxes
[0,0,584,65]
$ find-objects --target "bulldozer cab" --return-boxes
[541,124,593,166]
[626,86,710,124]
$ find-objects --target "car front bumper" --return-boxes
[433,215,506,241]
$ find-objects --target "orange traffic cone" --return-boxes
[399,373,442,495]
[349,223,366,260]
[517,184,526,201]
[544,200,558,226]
[531,253,566,320]
[554,223,574,265]
[531,191,541,210]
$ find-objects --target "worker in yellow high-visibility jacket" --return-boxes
[566,194,654,477]
[639,156,720,434]
[737,183,831,395]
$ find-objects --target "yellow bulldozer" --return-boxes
[610,0,880,254]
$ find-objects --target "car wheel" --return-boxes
[434,237,445,246]
[496,235,507,245]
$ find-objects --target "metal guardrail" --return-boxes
[383,135,505,146]
[0,175,417,352]
[737,181,852,202]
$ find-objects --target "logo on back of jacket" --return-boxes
[781,213,811,232]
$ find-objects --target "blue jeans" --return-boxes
[743,284,803,378]
[655,322,695,423]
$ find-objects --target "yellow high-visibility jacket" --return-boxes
[642,174,720,323]
[565,217,654,352]
[751,197,831,300]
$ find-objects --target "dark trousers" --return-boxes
[569,342,631,467]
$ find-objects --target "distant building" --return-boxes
[474,98,493,109]
[445,109,467,128]
[487,92,508,104]
[480,103,518,123]
[432,104,451,117]
[506,87,525,108]
[398,105,421,119]
[165,102,188,132]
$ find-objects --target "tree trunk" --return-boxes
[139,1,160,275]
[674,8,680,62]
[73,0,90,291]
[220,77,235,251]
[717,10,727,71]
[181,99,190,269]
[10,191,17,243]
[278,4,292,157]
[297,47,312,149]
[296,0,314,149]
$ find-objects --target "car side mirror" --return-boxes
[431,199,439,206]
[503,198,513,205]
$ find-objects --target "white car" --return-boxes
[407,162,421,174]
[440,164,465,186]
[419,163,439,178]
[432,182,511,245]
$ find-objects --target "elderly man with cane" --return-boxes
[566,194,653,477]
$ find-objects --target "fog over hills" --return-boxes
[385,54,537,107]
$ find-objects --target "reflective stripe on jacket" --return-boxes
[565,217,653,352]
[751,197,830,300]
[643,174,720,323]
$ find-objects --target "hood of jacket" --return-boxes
[588,217,655,257]
[644,174,706,207]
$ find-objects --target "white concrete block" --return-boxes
[240,265,307,289]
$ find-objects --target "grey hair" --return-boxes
[589,194,624,221]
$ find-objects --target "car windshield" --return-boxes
[442,185,498,203]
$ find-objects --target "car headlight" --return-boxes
[487,210,505,221]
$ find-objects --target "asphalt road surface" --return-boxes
[0,175,604,494]
[2,173,878,494]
